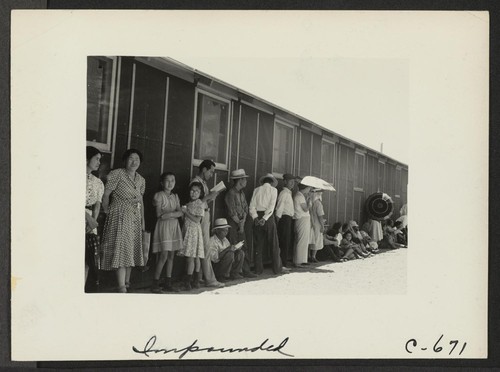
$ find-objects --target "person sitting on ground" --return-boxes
[207,218,245,282]
[339,231,359,261]
[359,228,379,253]
[394,220,407,247]
[361,218,384,243]
[341,223,370,259]
[322,222,343,262]
[346,220,373,256]
[379,219,405,249]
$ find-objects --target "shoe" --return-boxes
[230,274,244,280]
[117,285,127,293]
[310,257,319,263]
[206,281,225,288]
[282,266,291,272]
[301,262,310,266]
[161,278,179,292]
[151,279,162,294]
[243,271,258,278]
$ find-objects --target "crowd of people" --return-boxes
[85,146,408,293]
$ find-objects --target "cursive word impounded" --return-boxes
[132,335,294,359]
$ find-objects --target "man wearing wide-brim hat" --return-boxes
[249,173,289,275]
[275,173,297,268]
[224,169,257,278]
[207,218,245,281]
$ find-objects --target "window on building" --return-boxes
[194,91,230,166]
[395,167,402,197]
[354,152,365,190]
[272,121,295,175]
[321,141,335,184]
[378,161,385,192]
[87,56,117,151]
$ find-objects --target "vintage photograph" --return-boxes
[12,10,487,361]
[86,55,409,295]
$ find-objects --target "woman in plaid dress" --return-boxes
[101,149,146,293]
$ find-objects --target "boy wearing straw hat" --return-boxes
[208,218,245,281]
[249,173,289,275]
[224,169,257,278]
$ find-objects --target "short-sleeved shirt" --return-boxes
[86,173,104,210]
[208,235,231,263]
[190,175,210,211]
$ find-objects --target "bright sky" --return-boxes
[185,56,409,165]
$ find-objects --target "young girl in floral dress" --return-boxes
[150,172,183,293]
[178,182,205,291]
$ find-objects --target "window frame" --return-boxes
[354,150,366,192]
[86,56,118,152]
[394,165,402,198]
[320,138,336,186]
[191,88,232,171]
[272,119,296,178]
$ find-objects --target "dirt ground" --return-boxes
[200,248,407,296]
[95,248,407,295]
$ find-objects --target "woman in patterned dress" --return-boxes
[177,182,205,291]
[85,146,104,286]
[101,149,146,293]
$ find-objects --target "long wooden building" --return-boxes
[87,56,408,237]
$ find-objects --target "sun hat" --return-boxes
[258,173,278,187]
[230,169,250,179]
[212,218,231,231]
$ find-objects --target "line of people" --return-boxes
[85,146,408,293]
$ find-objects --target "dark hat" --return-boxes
[282,173,296,181]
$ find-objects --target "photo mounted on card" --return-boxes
[10,10,488,361]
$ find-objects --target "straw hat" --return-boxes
[258,173,278,187]
[212,218,231,231]
[230,169,250,179]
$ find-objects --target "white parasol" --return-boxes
[299,176,336,191]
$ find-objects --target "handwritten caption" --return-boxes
[405,334,467,356]
[132,335,294,359]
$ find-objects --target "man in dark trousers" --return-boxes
[275,173,296,269]
[249,173,290,275]
[224,169,257,278]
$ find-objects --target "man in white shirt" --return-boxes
[249,173,289,275]
[208,218,245,281]
[275,173,296,269]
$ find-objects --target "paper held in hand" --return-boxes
[210,181,226,193]
[234,241,244,250]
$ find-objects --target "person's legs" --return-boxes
[230,250,245,278]
[116,267,126,293]
[216,250,235,279]
[278,215,293,267]
[154,251,168,280]
[253,223,264,274]
[267,217,283,274]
